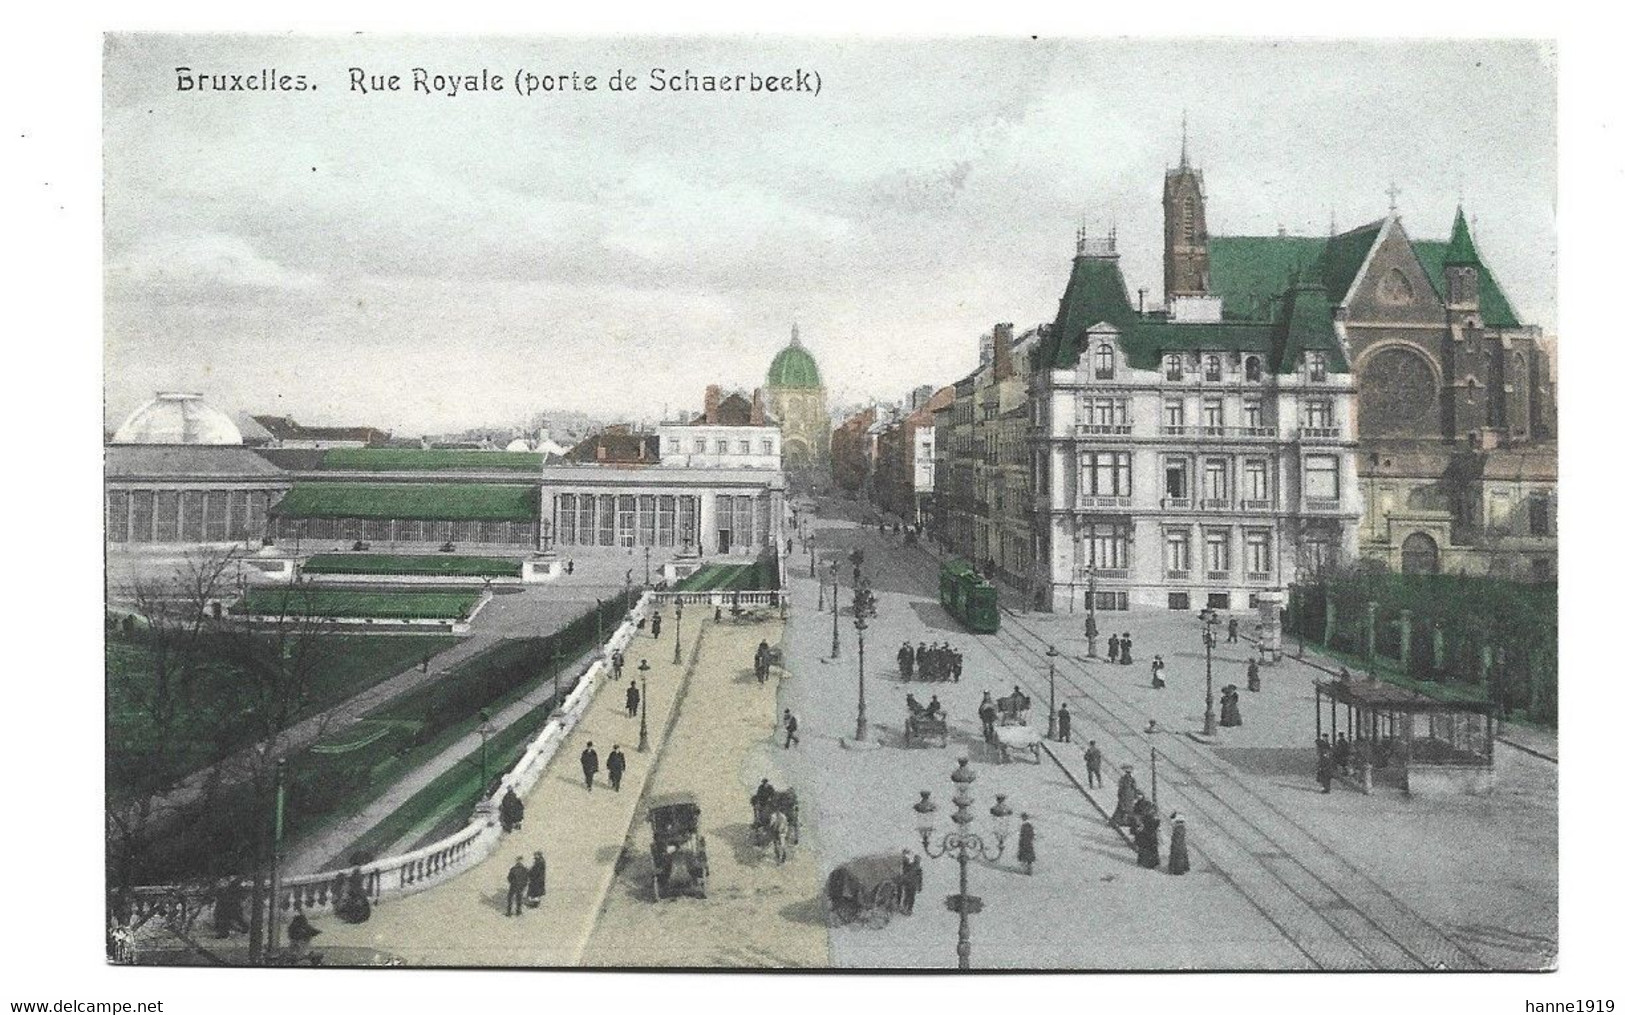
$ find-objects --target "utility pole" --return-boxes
[267,757,287,958]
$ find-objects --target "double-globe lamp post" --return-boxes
[637,658,651,753]
[1045,644,1061,740]
[913,758,1014,971]
[829,561,841,660]
[1201,608,1220,736]
[671,599,684,666]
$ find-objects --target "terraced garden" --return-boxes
[303,553,524,579]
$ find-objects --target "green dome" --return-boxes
[766,333,823,390]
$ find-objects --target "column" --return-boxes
[1364,600,1379,661]
[1399,609,1413,673]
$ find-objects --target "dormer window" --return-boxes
[1307,352,1328,383]
[1165,355,1183,382]
[1094,344,1116,381]
[1244,356,1262,382]
[1204,354,1222,382]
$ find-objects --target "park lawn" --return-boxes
[106,634,456,799]
[675,563,767,592]
[320,448,547,472]
[303,553,524,578]
[232,588,481,620]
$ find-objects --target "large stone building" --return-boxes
[762,324,831,479]
[1032,223,1362,613]
[1173,150,1557,579]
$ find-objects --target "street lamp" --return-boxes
[913,759,1013,971]
[644,547,652,586]
[1045,645,1060,740]
[1201,608,1219,736]
[852,579,876,742]
[807,534,817,578]
[477,709,496,789]
[1084,566,1099,658]
[830,562,842,660]
[672,598,684,666]
[637,659,651,753]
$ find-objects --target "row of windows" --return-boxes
[1163,527,1273,575]
[665,437,775,456]
[1082,452,1340,504]
[1089,346,1332,383]
[107,489,271,543]
[551,492,767,550]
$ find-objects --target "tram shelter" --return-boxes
[1314,673,1496,797]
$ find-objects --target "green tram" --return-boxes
[939,559,1000,634]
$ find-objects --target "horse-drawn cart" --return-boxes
[993,723,1042,764]
[995,689,1032,726]
[750,785,800,863]
[903,695,949,748]
[825,853,906,927]
[648,793,709,900]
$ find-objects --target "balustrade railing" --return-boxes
[1300,426,1343,441]
[1075,423,1133,436]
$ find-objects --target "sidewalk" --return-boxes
[301,622,707,966]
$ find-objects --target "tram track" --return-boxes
[852,528,1488,971]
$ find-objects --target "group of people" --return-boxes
[1105,632,1136,665]
[1219,686,1244,727]
[578,741,629,792]
[1109,765,1190,875]
[899,641,963,682]
[754,639,773,684]
[503,852,548,916]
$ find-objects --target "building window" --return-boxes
[1204,529,1231,574]
[617,495,637,547]
[1204,354,1223,382]
[1202,398,1224,432]
[1245,530,1271,575]
[677,496,697,548]
[1077,520,1130,570]
[638,495,657,546]
[1531,557,1552,581]
[1164,399,1185,430]
[1529,495,1551,537]
[1301,532,1334,578]
[1203,459,1229,503]
[1168,591,1191,611]
[107,491,130,542]
[1489,490,1511,533]
[1304,455,1339,501]
[1243,459,1268,503]
[1182,197,1197,243]
[1305,399,1333,429]
[666,437,681,454]
[1244,356,1262,382]
[1088,591,1129,611]
[1082,451,1132,497]
[1082,398,1128,427]
[1307,352,1328,383]
[694,438,707,453]
[1094,344,1116,380]
[1165,355,1184,381]
[558,493,577,544]
[1243,399,1263,429]
[599,495,616,546]
[763,439,775,456]
[1165,529,1191,572]
[1164,459,1189,500]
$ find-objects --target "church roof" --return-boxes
[766,337,823,390]
[1442,206,1482,266]
[1412,240,1520,329]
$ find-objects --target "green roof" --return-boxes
[1442,206,1481,266]
[320,448,547,472]
[1413,240,1520,329]
[1315,222,1384,304]
[1047,255,1137,369]
[1273,283,1348,373]
[1208,236,1327,320]
[766,342,823,389]
[272,483,538,521]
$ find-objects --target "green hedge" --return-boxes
[232,588,481,620]
[320,448,547,472]
[303,553,524,578]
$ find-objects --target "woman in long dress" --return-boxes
[526,850,547,907]
[1016,815,1036,875]
[1133,811,1161,869]
[1167,813,1190,875]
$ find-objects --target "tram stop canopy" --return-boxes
[1315,673,1496,797]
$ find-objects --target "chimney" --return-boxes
[992,322,1014,381]
[704,384,722,423]
[596,442,607,461]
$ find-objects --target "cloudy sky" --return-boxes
[103,35,1557,434]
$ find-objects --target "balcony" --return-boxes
[1303,498,1342,513]
[1165,568,1191,581]
[1199,498,1233,511]
[1300,426,1343,441]
[1075,423,1133,437]
[1246,571,1272,583]
[1161,496,1192,510]
[1239,498,1275,511]
[1162,425,1278,440]
[1077,495,1133,510]
[1206,570,1231,581]
[1090,568,1130,579]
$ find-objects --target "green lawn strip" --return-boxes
[273,482,537,521]
[106,634,457,799]
[303,553,524,578]
[332,698,555,868]
[232,588,480,620]
[1298,638,1549,733]
[320,448,547,472]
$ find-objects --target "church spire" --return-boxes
[790,321,801,347]
[1180,110,1189,169]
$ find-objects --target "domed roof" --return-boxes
[766,324,823,390]
[504,438,533,453]
[112,392,243,446]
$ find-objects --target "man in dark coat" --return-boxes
[916,642,929,681]
[783,709,800,748]
[580,741,599,791]
[626,681,640,718]
[1133,806,1162,870]
[752,778,777,826]
[1333,733,1351,775]
[499,786,524,832]
[951,648,963,682]
[898,643,914,681]
[979,694,998,744]
[1119,634,1133,666]
[606,744,627,791]
[212,879,249,938]
[650,611,662,639]
[1016,814,1037,875]
[1247,657,1261,692]
[1107,633,1120,664]
[1227,617,1239,643]
[899,851,922,915]
[1110,766,1138,826]
[1084,741,1104,788]
[1316,747,1335,793]
[526,850,547,907]
[613,650,624,680]
[506,856,529,917]
[925,695,943,718]
[1057,702,1072,743]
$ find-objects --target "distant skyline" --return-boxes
[104,36,1557,433]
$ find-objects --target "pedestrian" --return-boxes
[420,655,430,674]
[1107,633,1120,664]
[1111,765,1138,826]
[898,642,914,682]
[651,611,663,640]
[952,648,963,682]
[1084,741,1104,788]
[1315,747,1335,793]
[1058,702,1072,743]
[1227,617,1239,643]
[626,681,640,718]
[1119,633,1133,666]
[1016,814,1037,875]
[580,741,599,791]
[607,744,626,791]
[979,694,997,745]
[613,650,624,680]
[1333,732,1351,775]
[1254,622,1264,646]
[899,850,919,915]
[916,642,929,681]
[1150,655,1166,690]
[526,850,547,907]
[1220,686,1242,728]
[499,785,524,832]
[335,867,371,924]
[212,878,249,938]
[286,912,320,959]
[786,537,794,556]
[1132,798,1161,869]
[566,558,574,575]
[1167,813,1190,875]
[506,856,529,917]
[1247,657,1261,693]
[783,709,800,748]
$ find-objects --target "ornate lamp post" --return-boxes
[913,759,1013,971]
[1084,565,1099,658]
[637,658,651,753]
[817,569,826,612]
[672,598,684,666]
[807,534,817,579]
[644,546,652,586]
[1045,644,1060,740]
[830,561,841,660]
[1201,608,1219,736]
[852,578,876,742]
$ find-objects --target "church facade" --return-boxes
[762,324,831,480]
